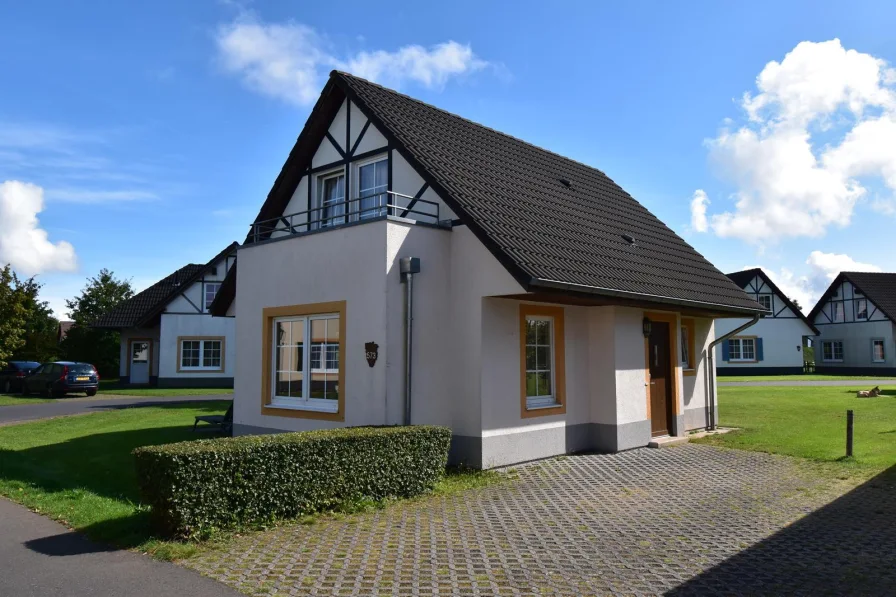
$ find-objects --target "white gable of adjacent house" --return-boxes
[813,279,890,326]
[737,274,812,330]
[278,97,457,229]
[165,251,236,314]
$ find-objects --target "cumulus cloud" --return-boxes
[689,189,710,232]
[215,15,491,106]
[695,39,896,243]
[0,181,77,275]
[747,250,881,312]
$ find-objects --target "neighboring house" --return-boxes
[56,321,73,343]
[212,71,762,469]
[715,268,819,375]
[808,272,896,375]
[92,243,238,387]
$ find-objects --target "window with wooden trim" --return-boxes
[872,339,886,363]
[681,319,696,372]
[519,304,566,417]
[822,340,844,362]
[272,312,340,412]
[179,338,223,371]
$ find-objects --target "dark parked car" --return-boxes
[0,361,42,394]
[21,361,99,398]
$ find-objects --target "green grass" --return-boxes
[693,386,896,471]
[98,379,233,396]
[720,374,895,382]
[0,404,503,559]
[0,394,55,406]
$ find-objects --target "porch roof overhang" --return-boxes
[506,278,767,319]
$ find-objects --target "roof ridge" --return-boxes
[332,70,613,179]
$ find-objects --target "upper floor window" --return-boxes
[204,282,222,311]
[318,172,346,228]
[856,299,868,320]
[854,286,863,297]
[757,294,773,312]
[357,158,388,219]
[832,302,844,322]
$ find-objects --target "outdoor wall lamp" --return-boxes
[642,317,652,338]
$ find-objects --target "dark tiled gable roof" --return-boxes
[810,272,896,323]
[333,73,759,314]
[726,268,819,334]
[92,242,239,329]
[92,264,204,328]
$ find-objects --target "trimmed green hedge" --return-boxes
[133,425,452,538]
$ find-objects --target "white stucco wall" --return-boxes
[715,317,811,369]
[815,320,896,368]
[119,326,160,378]
[158,313,235,380]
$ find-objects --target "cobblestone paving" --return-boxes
[184,445,895,596]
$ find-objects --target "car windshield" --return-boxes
[68,364,96,375]
[14,361,41,369]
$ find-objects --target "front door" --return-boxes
[129,340,150,384]
[648,322,674,437]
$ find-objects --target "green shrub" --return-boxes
[133,425,451,539]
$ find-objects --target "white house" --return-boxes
[808,272,896,376]
[715,269,818,375]
[93,243,238,387]
[212,72,763,468]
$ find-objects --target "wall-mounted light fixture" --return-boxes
[642,317,652,338]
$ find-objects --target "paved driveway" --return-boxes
[0,395,231,426]
[0,498,241,597]
[186,445,895,596]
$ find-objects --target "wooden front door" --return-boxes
[648,321,674,437]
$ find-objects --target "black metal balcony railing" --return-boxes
[248,191,441,244]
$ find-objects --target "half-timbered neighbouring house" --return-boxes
[808,272,896,375]
[715,268,818,375]
[92,243,238,387]
[211,71,763,468]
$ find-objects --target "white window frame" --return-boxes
[822,340,844,363]
[525,314,557,410]
[856,298,868,320]
[680,325,691,370]
[316,169,346,228]
[728,337,756,362]
[204,282,222,311]
[354,154,389,220]
[832,302,844,323]
[271,313,340,413]
[757,294,773,312]
[872,339,886,363]
[180,339,223,371]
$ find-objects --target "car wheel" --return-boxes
[44,385,54,398]
[86,390,97,397]
[21,383,29,397]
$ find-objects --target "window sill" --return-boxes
[269,399,338,414]
[178,367,224,373]
[522,400,566,419]
[683,367,697,376]
[263,400,343,421]
[526,402,561,411]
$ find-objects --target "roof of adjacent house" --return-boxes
[808,272,896,323]
[91,242,238,329]
[248,71,761,316]
[726,268,819,335]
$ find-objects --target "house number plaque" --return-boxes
[365,342,379,367]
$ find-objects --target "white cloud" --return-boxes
[746,250,881,312]
[689,189,710,232]
[0,181,78,275]
[215,15,491,106]
[697,39,896,244]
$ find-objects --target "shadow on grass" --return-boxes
[666,464,896,595]
[85,398,232,412]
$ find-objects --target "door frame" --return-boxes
[126,338,154,385]
[643,312,681,436]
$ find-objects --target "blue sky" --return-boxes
[3,0,896,316]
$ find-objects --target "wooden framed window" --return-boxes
[177,337,224,372]
[681,318,696,375]
[519,304,566,418]
[261,301,346,421]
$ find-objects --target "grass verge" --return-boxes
[0,404,504,560]
[0,394,55,406]
[693,385,896,472]
[98,379,233,396]
[719,374,894,382]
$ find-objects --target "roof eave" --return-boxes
[529,278,765,317]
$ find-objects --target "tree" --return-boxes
[14,276,60,363]
[61,269,134,377]
[0,265,30,367]
[791,297,803,312]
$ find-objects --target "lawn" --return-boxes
[720,374,895,382]
[98,379,233,396]
[0,394,55,406]
[0,403,501,559]
[694,385,896,471]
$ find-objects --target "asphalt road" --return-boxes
[0,394,231,426]
[0,498,240,597]
[719,379,896,387]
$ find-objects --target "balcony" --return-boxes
[248,191,446,244]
